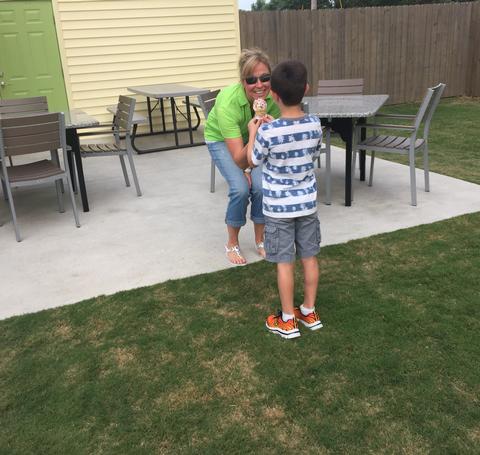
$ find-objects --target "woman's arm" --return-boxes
[225,116,271,170]
[225,137,249,170]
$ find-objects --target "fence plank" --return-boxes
[467,2,480,95]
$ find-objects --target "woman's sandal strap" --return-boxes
[225,244,247,265]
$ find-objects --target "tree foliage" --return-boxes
[251,0,470,10]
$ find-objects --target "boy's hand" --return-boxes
[262,114,275,123]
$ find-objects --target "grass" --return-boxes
[1,98,480,454]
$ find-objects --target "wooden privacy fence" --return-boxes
[239,2,480,104]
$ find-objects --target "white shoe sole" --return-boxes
[266,322,301,339]
[298,319,323,330]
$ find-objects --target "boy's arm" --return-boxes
[312,119,323,160]
[246,117,262,168]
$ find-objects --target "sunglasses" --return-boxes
[244,74,271,85]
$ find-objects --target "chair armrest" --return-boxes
[79,122,112,130]
[356,123,416,132]
[106,106,147,124]
[78,127,130,137]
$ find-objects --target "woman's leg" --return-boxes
[254,223,266,258]
[226,225,245,265]
[207,141,250,264]
[251,165,265,256]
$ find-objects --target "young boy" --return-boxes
[247,60,323,339]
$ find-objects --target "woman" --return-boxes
[205,48,280,265]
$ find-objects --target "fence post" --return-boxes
[466,1,480,96]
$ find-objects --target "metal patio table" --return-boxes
[127,83,209,154]
[64,109,99,212]
[303,94,389,206]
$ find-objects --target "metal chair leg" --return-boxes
[4,180,21,241]
[1,178,7,201]
[119,155,130,187]
[55,179,65,213]
[126,149,142,197]
[65,175,81,228]
[210,158,216,193]
[368,152,375,187]
[423,143,430,192]
[408,147,417,206]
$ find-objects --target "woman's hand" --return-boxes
[248,117,262,136]
[244,169,252,188]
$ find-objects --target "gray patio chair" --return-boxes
[0,96,48,118]
[195,89,220,193]
[0,112,80,242]
[315,78,364,204]
[0,96,69,200]
[352,82,446,206]
[79,95,142,197]
[0,96,49,167]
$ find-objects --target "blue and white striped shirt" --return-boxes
[251,115,322,218]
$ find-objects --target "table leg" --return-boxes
[185,96,194,144]
[66,147,76,192]
[160,98,166,132]
[170,97,179,147]
[330,118,354,207]
[344,120,353,207]
[358,118,366,181]
[66,128,89,212]
[147,97,154,133]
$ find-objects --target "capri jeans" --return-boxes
[207,140,264,227]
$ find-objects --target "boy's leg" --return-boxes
[277,262,295,316]
[295,256,323,329]
[301,256,319,310]
[264,217,300,339]
[294,214,323,330]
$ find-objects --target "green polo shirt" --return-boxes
[204,83,280,144]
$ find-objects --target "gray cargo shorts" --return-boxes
[264,213,321,263]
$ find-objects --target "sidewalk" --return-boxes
[1,144,480,320]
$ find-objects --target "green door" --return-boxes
[0,0,69,111]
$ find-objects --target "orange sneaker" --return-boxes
[265,311,300,339]
[294,306,323,330]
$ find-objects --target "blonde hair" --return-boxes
[238,48,272,80]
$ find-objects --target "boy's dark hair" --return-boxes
[271,60,307,106]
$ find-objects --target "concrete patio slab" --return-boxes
[1,145,480,320]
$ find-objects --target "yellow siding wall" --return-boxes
[52,0,241,125]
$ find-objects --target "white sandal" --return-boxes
[225,244,247,266]
[256,241,266,258]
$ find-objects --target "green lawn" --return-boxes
[1,98,480,454]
